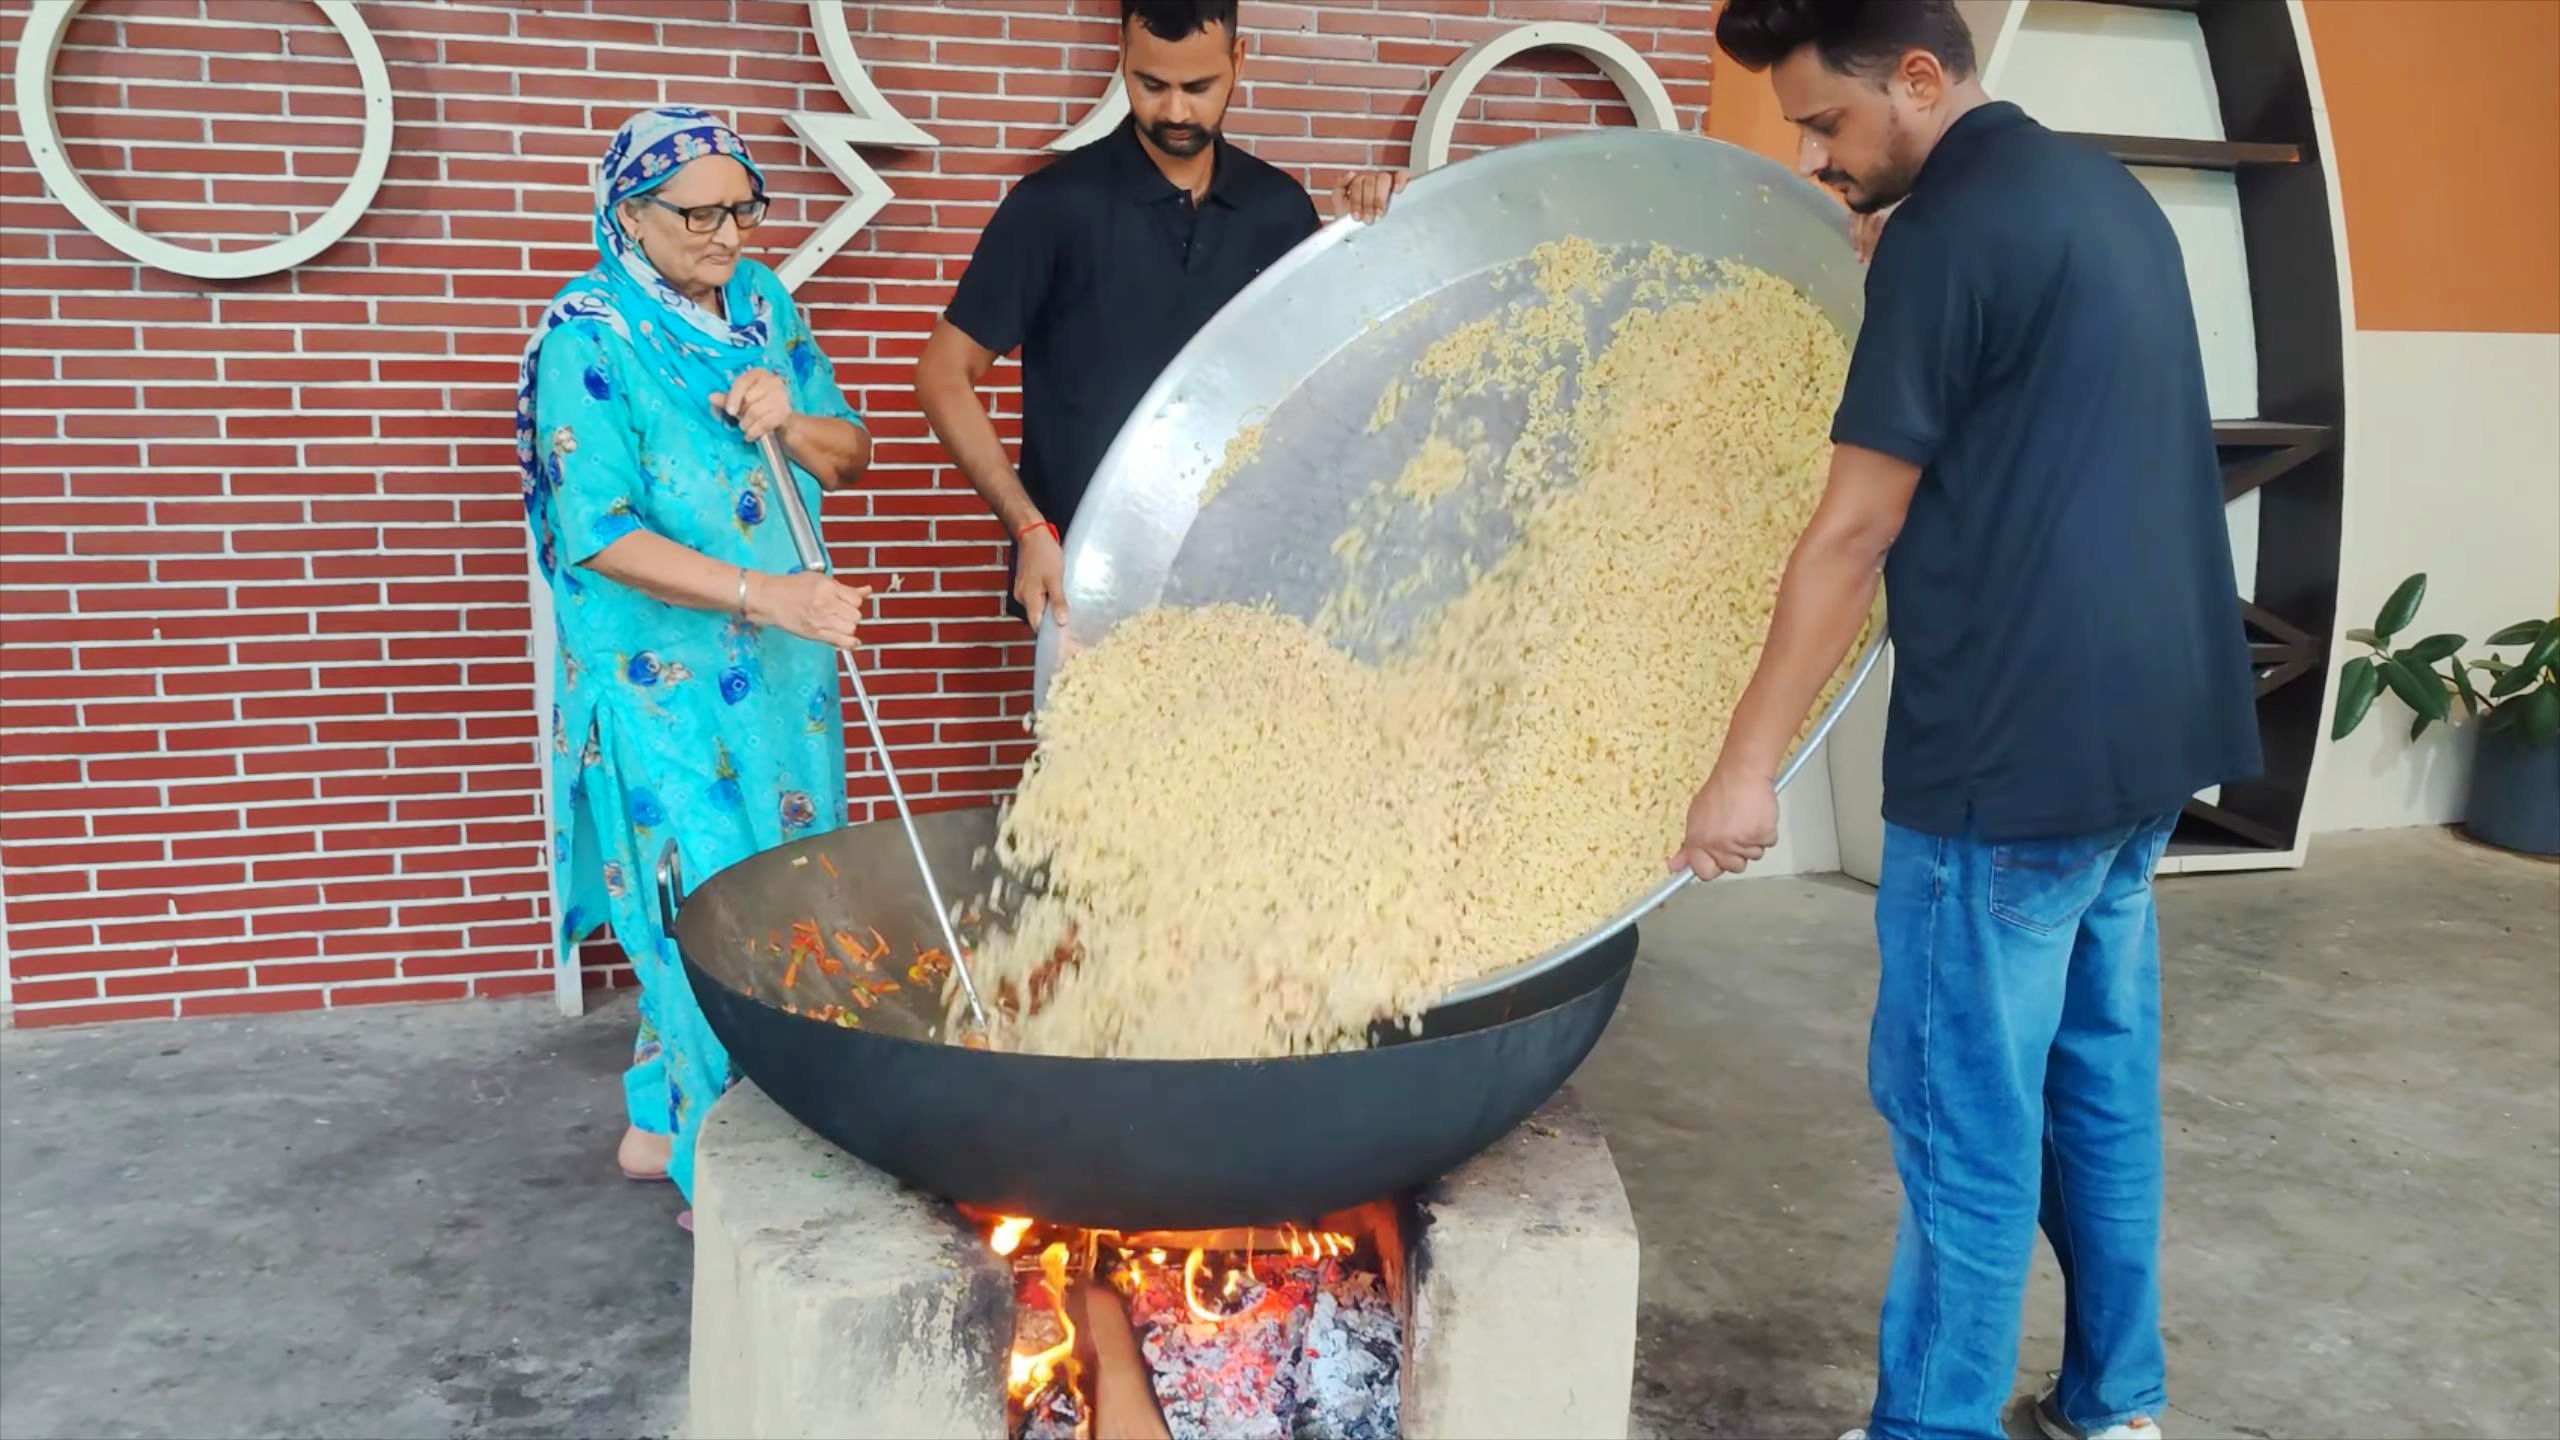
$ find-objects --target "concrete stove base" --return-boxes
[1401,1091,1640,1439]
[687,1081,1638,1440]
[686,1084,1011,1439]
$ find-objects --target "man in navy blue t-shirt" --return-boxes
[916,0,1402,632]
[1672,4,2259,1438]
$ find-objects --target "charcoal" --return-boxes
[1013,1378,1083,1440]
[1295,1269,1401,1440]
[1116,1256,1403,1440]
[1125,1262,1307,1440]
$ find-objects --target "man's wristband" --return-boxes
[1015,519,1060,546]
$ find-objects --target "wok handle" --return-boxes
[655,838,686,943]
[756,433,994,1036]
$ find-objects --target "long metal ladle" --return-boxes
[757,432,992,1035]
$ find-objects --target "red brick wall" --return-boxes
[0,0,1713,1027]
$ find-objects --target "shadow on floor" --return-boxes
[2,828,2552,1438]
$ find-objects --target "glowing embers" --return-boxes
[971,1212,1403,1440]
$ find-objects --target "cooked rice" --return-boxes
[962,247,1866,1059]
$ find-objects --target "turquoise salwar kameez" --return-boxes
[517,108,860,1201]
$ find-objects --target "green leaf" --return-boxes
[2379,654,2451,721]
[2473,656,2514,674]
[2373,572,2427,640]
[2450,660,2483,717]
[2491,658,2543,698]
[2331,657,2381,739]
[2397,632,2467,667]
[2523,685,2560,748]
[2344,627,2384,648]
[2514,627,2560,684]
[2486,620,2550,646]
[2409,710,2434,742]
[2484,702,2519,733]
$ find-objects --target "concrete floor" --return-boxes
[2,828,2553,1439]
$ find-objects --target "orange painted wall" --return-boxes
[2305,0,2560,334]
[1703,33,1801,169]
[1702,0,2560,333]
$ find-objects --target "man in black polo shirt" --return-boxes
[1670,4,2258,1439]
[916,0,1400,631]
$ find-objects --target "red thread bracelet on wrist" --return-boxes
[1016,519,1059,545]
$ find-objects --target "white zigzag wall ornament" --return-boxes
[777,0,938,292]
[1050,70,1130,153]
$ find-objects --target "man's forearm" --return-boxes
[917,371,1042,532]
[1715,530,1883,783]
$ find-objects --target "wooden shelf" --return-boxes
[2214,420,2330,447]
[2179,796,2289,851]
[2066,133,2302,170]
[2214,420,2335,501]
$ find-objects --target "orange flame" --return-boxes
[1182,1247,1217,1322]
[989,1215,1032,1258]
[1006,1242,1080,1403]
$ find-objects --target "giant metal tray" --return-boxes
[1031,128,1884,1006]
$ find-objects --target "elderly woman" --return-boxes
[517,107,871,1220]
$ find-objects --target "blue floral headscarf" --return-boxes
[514,107,782,567]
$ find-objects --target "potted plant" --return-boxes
[2331,572,2560,856]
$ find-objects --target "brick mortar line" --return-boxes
[9,977,583,1010]
[0,763,1018,801]
[0,836,1000,899]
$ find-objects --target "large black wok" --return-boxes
[660,807,1632,1229]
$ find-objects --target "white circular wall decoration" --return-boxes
[12,0,394,280]
[1409,21,1682,174]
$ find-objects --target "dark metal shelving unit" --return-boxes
[2075,0,2351,861]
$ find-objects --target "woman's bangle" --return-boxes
[735,566,752,621]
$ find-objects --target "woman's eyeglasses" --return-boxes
[639,195,770,233]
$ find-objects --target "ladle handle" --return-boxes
[757,432,994,1036]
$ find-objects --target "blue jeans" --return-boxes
[1865,814,2177,1440]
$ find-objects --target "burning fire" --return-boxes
[1006,1241,1080,1404]
[972,1208,1399,1440]
[974,1214,1358,1311]
[1283,1223,1354,1260]
[974,1210,1365,1425]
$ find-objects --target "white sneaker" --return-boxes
[2033,1382,2165,1440]
[1838,1430,1869,1440]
